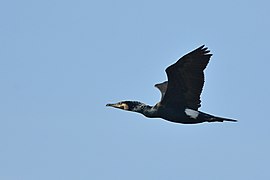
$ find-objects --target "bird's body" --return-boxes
[106,45,237,124]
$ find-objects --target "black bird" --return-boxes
[106,45,237,124]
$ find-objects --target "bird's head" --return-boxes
[106,101,155,117]
[106,101,145,112]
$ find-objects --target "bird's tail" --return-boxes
[209,116,237,122]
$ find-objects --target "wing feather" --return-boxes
[160,45,212,110]
[154,81,168,101]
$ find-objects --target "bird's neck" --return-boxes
[130,102,157,118]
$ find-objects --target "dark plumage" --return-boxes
[106,45,237,124]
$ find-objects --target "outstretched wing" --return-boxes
[154,81,168,101]
[160,45,212,110]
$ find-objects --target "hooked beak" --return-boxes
[106,103,129,110]
[106,103,115,107]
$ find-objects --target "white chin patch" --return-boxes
[185,108,199,119]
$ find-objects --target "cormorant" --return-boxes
[106,45,237,124]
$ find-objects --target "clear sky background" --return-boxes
[1,0,270,179]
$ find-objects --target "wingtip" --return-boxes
[196,45,205,50]
[200,44,205,48]
[197,45,209,51]
[198,45,212,56]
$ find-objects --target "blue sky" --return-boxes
[1,0,270,179]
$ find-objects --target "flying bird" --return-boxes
[106,45,237,124]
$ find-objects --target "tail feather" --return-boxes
[211,116,237,122]
[199,112,237,123]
